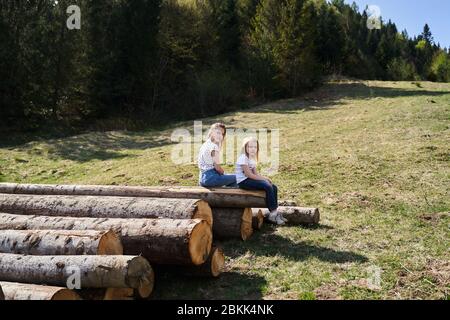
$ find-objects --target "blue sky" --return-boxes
[343,0,450,48]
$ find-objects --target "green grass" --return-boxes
[1,80,449,300]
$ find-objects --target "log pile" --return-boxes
[0,182,320,300]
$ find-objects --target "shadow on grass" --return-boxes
[12,131,175,162]
[223,226,368,264]
[151,270,267,300]
[243,82,450,115]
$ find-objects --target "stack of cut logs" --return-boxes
[0,182,319,300]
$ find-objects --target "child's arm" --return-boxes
[212,150,224,175]
[242,165,267,181]
[252,167,272,184]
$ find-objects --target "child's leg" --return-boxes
[219,174,238,188]
[201,170,237,188]
[239,179,278,211]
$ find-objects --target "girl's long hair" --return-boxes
[207,123,226,148]
[241,137,259,163]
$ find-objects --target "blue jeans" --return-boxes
[200,169,238,188]
[238,178,278,211]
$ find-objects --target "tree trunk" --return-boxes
[212,208,253,241]
[0,282,81,300]
[0,229,123,255]
[0,193,212,225]
[251,209,264,230]
[0,183,266,208]
[0,213,212,266]
[0,254,154,299]
[174,246,225,278]
[260,206,320,225]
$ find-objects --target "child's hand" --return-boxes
[216,167,225,175]
[265,178,272,184]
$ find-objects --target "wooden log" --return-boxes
[251,209,264,230]
[0,254,154,299]
[76,288,134,300]
[260,206,320,225]
[212,208,253,241]
[0,283,4,300]
[175,247,225,278]
[0,183,266,208]
[0,229,123,256]
[0,282,81,300]
[0,193,212,225]
[0,213,212,266]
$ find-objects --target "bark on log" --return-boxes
[260,206,320,225]
[212,208,253,241]
[0,282,81,300]
[0,183,266,208]
[175,247,225,278]
[76,288,135,300]
[0,254,154,298]
[0,193,212,225]
[0,229,123,256]
[0,213,212,266]
[251,209,264,230]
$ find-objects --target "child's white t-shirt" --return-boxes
[235,154,257,184]
[198,139,220,173]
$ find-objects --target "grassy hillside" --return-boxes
[1,80,449,300]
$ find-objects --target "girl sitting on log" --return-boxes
[235,137,286,225]
[198,123,237,188]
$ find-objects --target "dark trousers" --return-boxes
[238,178,278,211]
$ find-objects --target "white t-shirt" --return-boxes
[198,139,220,173]
[235,154,257,184]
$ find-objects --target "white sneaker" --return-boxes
[278,213,288,223]
[275,214,286,225]
[268,211,278,224]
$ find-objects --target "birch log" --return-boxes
[0,254,154,298]
[260,206,320,225]
[0,183,266,208]
[0,282,81,300]
[0,193,212,225]
[0,229,123,255]
[0,213,212,265]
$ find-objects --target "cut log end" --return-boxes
[189,220,213,265]
[251,209,264,230]
[210,247,225,278]
[0,284,4,300]
[126,256,154,299]
[51,289,83,300]
[193,200,213,226]
[104,288,135,300]
[98,230,124,255]
[241,208,254,241]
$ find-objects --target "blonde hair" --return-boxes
[207,123,226,145]
[241,137,259,162]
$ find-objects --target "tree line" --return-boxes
[1,0,449,132]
